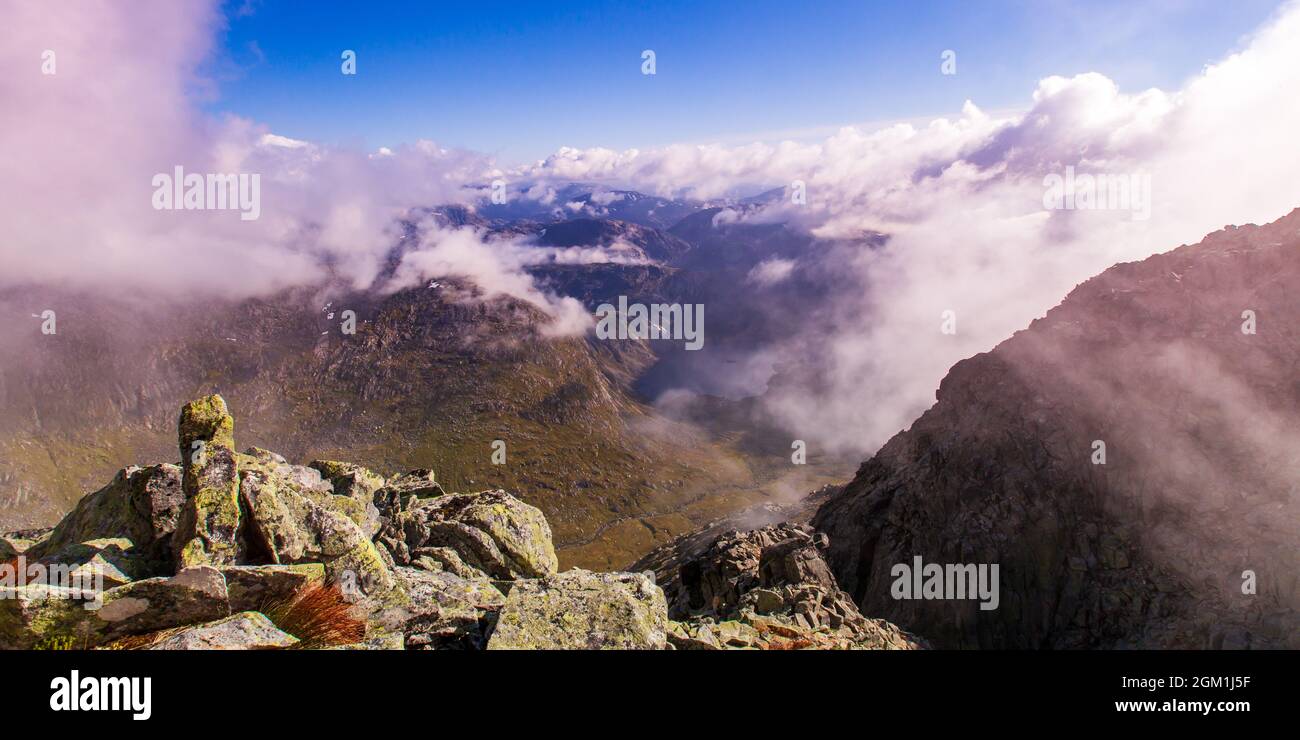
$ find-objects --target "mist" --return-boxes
[519,1,1300,457]
[6,0,1300,461]
[0,0,589,334]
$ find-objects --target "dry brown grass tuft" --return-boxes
[263,584,366,649]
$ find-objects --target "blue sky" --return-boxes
[209,0,1284,165]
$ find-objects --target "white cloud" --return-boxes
[518,1,1300,454]
[259,133,310,149]
[0,0,589,334]
[747,258,796,286]
[383,221,593,336]
[6,0,1300,442]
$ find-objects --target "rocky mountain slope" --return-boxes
[0,280,770,570]
[0,396,919,650]
[534,218,694,263]
[0,185,865,570]
[813,210,1300,649]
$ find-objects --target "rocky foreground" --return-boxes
[0,395,921,650]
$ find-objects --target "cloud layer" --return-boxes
[5,1,1300,455]
[517,2,1300,454]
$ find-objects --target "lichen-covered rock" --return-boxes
[148,611,299,650]
[675,523,838,618]
[241,453,383,543]
[325,632,406,651]
[1,565,231,648]
[0,583,95,649]
[310,460,386,500]
[220,564,326,613]
[487,569,668,650]
[173,396,243,568]
[34,537,152,588]
[710,619,762,648]
[239,470,397,605]
[410,546,484,580]
[666,620,722,650]
[734,584,925,649]
[394,490,558,580]
[636,522,926,650]
[372,470,445,556]
[240,449,335,498]
[27,465,183,574]
[308,460,386,537]
[384,469,446,499]
[91,566,231,642]
[381,567,505,649]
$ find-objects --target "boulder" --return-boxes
[487,569,668,650]
[148,611,298,650]
[27,464,183,574]
[660,522,834,618]
[383,469,446,500]
[382,567,505,650]
[0,565,231,648]
[710,619,762,648]
[0,583,95,649]
[410,546,485,580]
[325,633,406,651]
[310,460,386,500]
[735,583,925,649]
[394,490,558,580]
[173,396,243,568]
[91,566,231,642]
[243,452,380,538]
[666,620,722,650]
[239,470,396,605]
[33,537,152,588]
[309,460,386,537]
[635,522,926,650]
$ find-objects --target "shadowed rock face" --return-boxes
[814,210,1300,649]
[634,521,926,650]
[26,464,183,573]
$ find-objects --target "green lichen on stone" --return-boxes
[177,394,235,457]
[34,634,77,650]
[174,472,242,568]
[486,569,668,650]
[174,395,242,568]
[240,467,400,608]
[0,584,97,649]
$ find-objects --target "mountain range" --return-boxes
[4,188,1298,648]
[0,185,855,571]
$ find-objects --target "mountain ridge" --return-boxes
[811,209,1300,648]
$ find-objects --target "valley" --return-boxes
[0,186,861,571]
